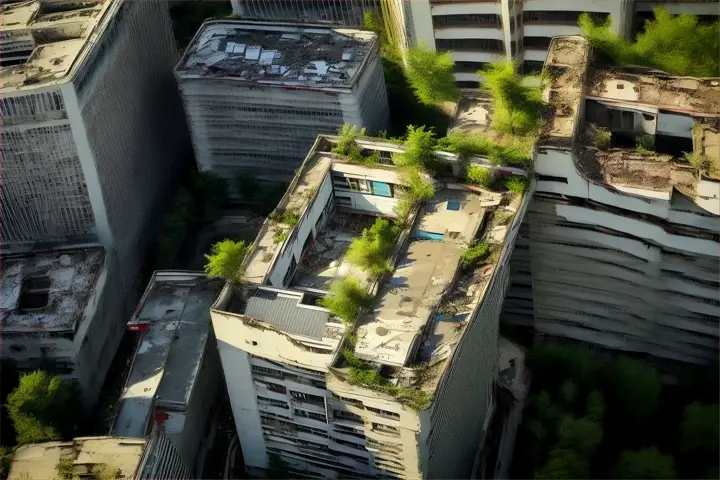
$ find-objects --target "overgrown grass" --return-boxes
[436,132,534,167]
[346,218,400,279]
[342,336,432,411]
[268,209,299,227]
[331,124,381,166]
[394,166,435,224]
[460,241,490,268]
[479,61,544,136]
[683,151,713,174]
[405,42,460,107]
[466,165,497,189]
[634,134,656,154]
[505,176,529,195]
[579,8,720,77]
[319,278,373,325]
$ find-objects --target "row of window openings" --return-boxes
[332,174,395,198]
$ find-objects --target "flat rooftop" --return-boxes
[291,210,376,291]
[1,0,113,93]
[576,147,698,194]
[449,90,493,135]
[586,68,720,117]
[0,246,105,333]
[8,436,146,480]
[176,20,376,88]
[111,272,222,438]
[354,189,488,366]
[540,36,591,148]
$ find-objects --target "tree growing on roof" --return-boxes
[319,277,373,324]
[204,239,253,284]
[579,8,720,77]
[405,43,460,106]
[615,447,677,479]
[7,370,78,445]
[346,218,400,279]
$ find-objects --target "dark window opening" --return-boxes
[523,60,544,75]
[454,61,488,73]
[655,135,693,158]
[432,13,501,28]
[524,36,552,49]
[535,174,568,184]
[523,10,609,25]
[456,80,480,88]
[436,38,503,52]
[19,276,51,311]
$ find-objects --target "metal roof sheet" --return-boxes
[244,288,329,339]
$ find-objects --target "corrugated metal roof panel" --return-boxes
[244,288,328,339]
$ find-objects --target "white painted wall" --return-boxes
[408,0,435,48]
[268,173,333,287]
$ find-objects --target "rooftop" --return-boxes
[175,20,377,89]
[449,90,493,135]
[0,0,113,93]
[8,436,146,480]
[0,246,105,333]
[539,36,591,148]
[111,272,223,438]
[354,189,488,367]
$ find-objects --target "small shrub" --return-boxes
[268,209,299,227]
[346,218,400,279]
[203,239,253,284]
[683,151,712,172]
[319,277,373,324]
[505,176,529,195]
[460,241,490,267]
[56,459,74,480]
[466,165,497,189]
[272,229,288,245]
[634,134,655,154]
[593,126,612,150]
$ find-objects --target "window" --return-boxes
[436,38,503,52]
[370,181,392,197]
[335,195,352,206]
[510,17,515,33]
[609,109,635,130]
[334,424,365,439]
[366,406,400,419]
[511,41,517,57]
[261,381,287,394]
[290,390,326,404]
[535,174,568,184]
[523,11,608,25]
[337,395,363,406]
[523,36,552,49]
[432,14,501,28]
[19,276,51,311]
[253,365,284,377]
[334,409,364,423]
[258,396,289,409]
[283,255,297,286]
[295,409,328,422]
[372,423,400,437]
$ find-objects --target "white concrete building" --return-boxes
[174,21,390,184]
[386,0,718,86]
[0,0,190,396]
[501,36,720,365]
[0,245,123,404]
[111,272,223,476]
[231,0,379,26]
[1,0,189,264]
[211,134,531,478]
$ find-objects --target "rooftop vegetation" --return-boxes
[318,277,373,325]
[332,124,381,166]
[579,8,720,77]
[204,239,252,284]
[405,43,460,107]
[460,241,490,268]
[341,335,432,411]
[394,166,435,224]
[346,218,400,279]
[7,371,78,446]
[505,175,529,195]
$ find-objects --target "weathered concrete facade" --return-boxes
[174,21,389,184]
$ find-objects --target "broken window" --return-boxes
[19,276,51,311]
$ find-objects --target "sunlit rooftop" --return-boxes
[176,20,377,89]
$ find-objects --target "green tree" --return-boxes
[156,188,195,269]
[605,357,662,426]
[556,415,603,457]
[7,371,78,445]
[579,8,719,77]
[535,391,563,432]
[535,447,590,479]
[346,218,400,278]
[203,239,252,284]
[405,43,459,106]
[479,61,544,135]
[616,447,677,479]
[680,402,719,458]
[585,390,606,422]
[559,380,578,408]
[319,277,373,324]
[393,125,437,168]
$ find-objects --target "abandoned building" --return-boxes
[174,20,389,185]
